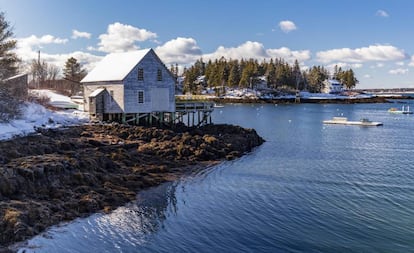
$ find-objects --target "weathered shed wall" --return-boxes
[81,49,176,119]
[2,74,28,100]
[123,50,175,113]
[83,82,123,113]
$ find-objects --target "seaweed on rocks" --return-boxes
[0,123,264,250]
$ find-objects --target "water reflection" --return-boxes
[17,182,179,253]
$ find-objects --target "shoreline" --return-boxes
[0,123,264,251]
[177,95,413,104]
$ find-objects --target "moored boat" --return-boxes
[323,117,383,126]
[388,105,413,114]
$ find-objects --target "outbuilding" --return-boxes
[81,48,176,124]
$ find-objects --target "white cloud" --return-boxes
[18,35,68,49]
[370,62,385,68]
[408,55,414,67]
[15,35,69,63]
[15,34,102,76]
[376,9,389,17]
[204,41,267,60]
[72,29,91,39]
[266,47,311,64]
[316,44,407,63]
[396,61,405,66]
[363,74,371,78]
[202,41,310,66]
[155,37,202,65]
[278,20,297,33]
[389,68,408,75]
[96,22,157,53]
[326,62,363,71]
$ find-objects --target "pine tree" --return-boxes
[63,57,87,82]
[265,59,276,88]
[0,12,20,80]
[227,60,240,87]
[342,69,358,89]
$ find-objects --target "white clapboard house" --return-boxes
[322,79,344,94]
[81,48,176,124]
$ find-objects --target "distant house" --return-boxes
[322,79,344,94]
[256,76,268,90]
[81,49,175,123]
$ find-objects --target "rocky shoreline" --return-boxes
[0,123,264,251]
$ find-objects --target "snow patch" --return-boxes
[0,91,89,141]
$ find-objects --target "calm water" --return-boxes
[18,102,414,252]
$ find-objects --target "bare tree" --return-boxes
[30,59,48,88]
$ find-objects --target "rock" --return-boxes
[0,123,264,248]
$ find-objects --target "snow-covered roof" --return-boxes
[89,88,105,97]
[325,79,342,85]
[81,49,152,83]
[3,73,28,81]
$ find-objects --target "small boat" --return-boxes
[388,105,413,114]
[213,103,224,108]
[323,117,383,126]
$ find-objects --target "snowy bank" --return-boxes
[0,90,88,141]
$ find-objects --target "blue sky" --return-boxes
[1,0,414,89]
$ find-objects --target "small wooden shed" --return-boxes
[2,73,28,100]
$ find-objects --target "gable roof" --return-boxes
[81,48,152,83]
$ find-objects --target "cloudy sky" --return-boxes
[1,0,414,89]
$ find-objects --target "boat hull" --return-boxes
[323,117,383,126]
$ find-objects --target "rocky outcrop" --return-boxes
[0,123,264,249]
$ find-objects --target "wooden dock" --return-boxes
[88,102,214,127]
[175,102,214,127]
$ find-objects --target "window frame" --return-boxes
[137,68,144,81]
[157,69,163,81]
[137,90,144,104]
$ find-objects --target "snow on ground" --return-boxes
[0,90,88,140]
[31,89,80,109]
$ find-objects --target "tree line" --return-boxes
[0,11,87,97]
[30,55,87,96]
[181,57,358,94]
[0,11,87,121]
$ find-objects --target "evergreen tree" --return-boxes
[227,60,240,87]
[342,69,358,89]
[305,66,329,93]
[239,59,256,88]
[292,59,302,90]
[265,59,276,88]
[63,57,87,82]
[183,66,198,94]
[0,11,20,80]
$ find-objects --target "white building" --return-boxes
[322,79,344,94]
[81,49,175,123]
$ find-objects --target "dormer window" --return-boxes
[138,68,144,81]
[157,69,162,81]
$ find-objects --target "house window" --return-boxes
[138,91,144,104]
[157,69,162,81]
[138,68,144,80]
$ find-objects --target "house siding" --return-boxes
[82,49,175,116]
[83,82,124,113]
[123,50,175,113]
